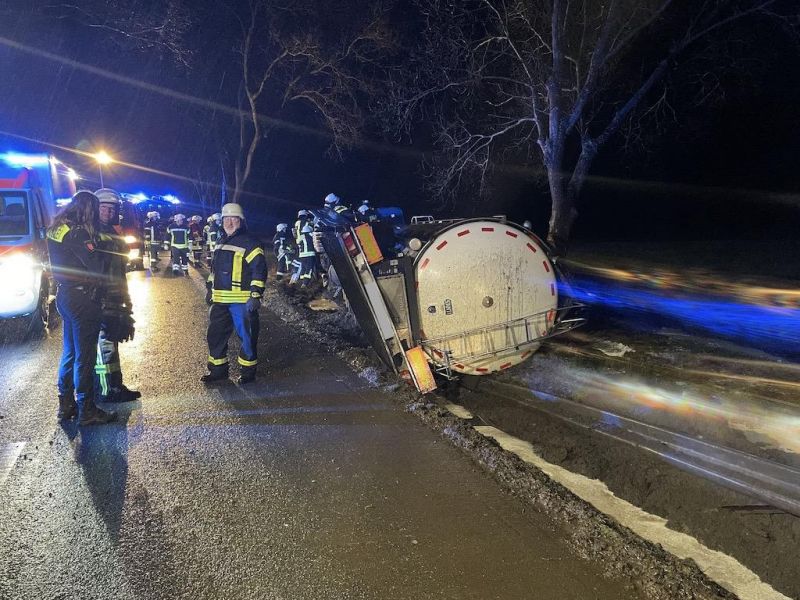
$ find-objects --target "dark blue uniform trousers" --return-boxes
[57,287,101,407]
[207,303,260,376]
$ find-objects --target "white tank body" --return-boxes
[414,220,558,375]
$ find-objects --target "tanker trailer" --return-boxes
[313,211,585,393]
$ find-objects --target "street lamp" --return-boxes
[93,150,113,187]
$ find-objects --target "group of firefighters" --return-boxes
[272,192,379,287]
[47,187,375,426]
[143,211,223,275]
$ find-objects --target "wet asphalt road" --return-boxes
[0,266,643,600]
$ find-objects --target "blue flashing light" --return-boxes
[163,194,180,204]
[55,198,72,207]
[1,152,51,168]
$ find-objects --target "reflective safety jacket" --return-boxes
[204,223,220,250]
[46,223,105,288]
[293,218,309,244]
[168,224,190,249]
[97,223,130,303]
[297,231,316,258]
[209,228,267,303]
[144,218,161,244]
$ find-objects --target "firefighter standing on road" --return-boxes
[94,188,140,404]
[204,213,221,267]
[47,191,116,425]
[144,211,161,271]
[189,215,204,265]
[202,203,267,385]
[168,213,190,275]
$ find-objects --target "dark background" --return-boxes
[1,1,799,245]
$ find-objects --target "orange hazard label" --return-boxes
[354,224,383,265]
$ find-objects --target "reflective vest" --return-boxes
[298,232,315,258]
[168,225,189,249]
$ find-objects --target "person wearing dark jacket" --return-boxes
[94,188,140,404]
[202,203,267,385]
[47,191,116,425]
[272,223,294,280]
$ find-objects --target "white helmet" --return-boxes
[211,212,222,224]
[95,188,122,205]
[276,223,288,232]
[174,213,186,222]
[146,211,157,219]
[191,215,202,223]
[324,193,340,206]
[358,203,369,215]
[301,224,313,234]
[297,209,308,218]
[221,203,245,219]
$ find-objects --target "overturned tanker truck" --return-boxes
[312,209,586,393]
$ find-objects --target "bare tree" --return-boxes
[388,0,797,255]
[231,0,394,203]
[40,0,195,67]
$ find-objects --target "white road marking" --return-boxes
[0,442,26,487]
[474,425,790,600]
[444,403,474,419]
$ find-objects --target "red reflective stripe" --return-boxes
[476,367,489,373]
[420,258,430,270]
[457,229,470,237]
[481,227,494,232]
[436,240,448,250]
[526,243,537,253]
[500,362,512,370]
[542,260,550,273]
[521,350,533,359]
[505,231,518,238]
[550,283,556,296]
[455,363,465,369]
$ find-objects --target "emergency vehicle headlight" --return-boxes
[128,249,141,260]
[0,253,38,289]
[124,235,137,244]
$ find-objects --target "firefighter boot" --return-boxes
[57,394,78,421]
[201,370,229,383]
[104,385,142,403]
[237,371,256,385]
[79,399,117,426]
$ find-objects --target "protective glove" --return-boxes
[205,289,213,306]
[246,296,261,313]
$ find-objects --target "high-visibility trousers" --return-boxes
[95,329,123,399]
[207,302,260,376]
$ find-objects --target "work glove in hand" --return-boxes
[246,297,261,313]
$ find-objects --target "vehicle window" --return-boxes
[0,192,30,236]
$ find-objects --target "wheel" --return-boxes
[27,283,51,337]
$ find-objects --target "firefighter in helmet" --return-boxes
[293,222,317,287]
[94,188,140,404]
[204,213,222,267]
[168,213,190,275]
[324,192,354,221]
[144,211,161,271]
[189,215,204,265]
[273,223,294,281]
[202,203,267,384]
[356,200,378,223]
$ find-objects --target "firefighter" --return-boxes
[144,211,161,271]
[295,223,317,287]
[202,203,267,385]
[324,192,354,221]
[47,191,116,425]
[204,213,222,267]
[94,188,140,404]
[189,215,204,265]
[272,223,294,281]
[357,200,378,223]
[168,213,190,275]
[293,209,310,243]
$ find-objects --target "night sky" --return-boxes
[1,1,799,244]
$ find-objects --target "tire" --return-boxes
[26,284,51,338]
